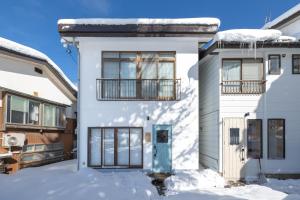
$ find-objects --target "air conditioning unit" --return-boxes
[2,133,26,147]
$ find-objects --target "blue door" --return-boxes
[152,125,172,173]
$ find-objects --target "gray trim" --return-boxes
[58,24,219,37]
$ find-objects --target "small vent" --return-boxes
[34,67,43,74]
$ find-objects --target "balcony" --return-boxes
[96,79,181,100]
[221,80,266,94]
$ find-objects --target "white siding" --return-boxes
[218,48,300,179]
[199,56,220,171]
[277,15,300,38]
[78,37,199,170]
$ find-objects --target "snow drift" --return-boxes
[214,29,282,43]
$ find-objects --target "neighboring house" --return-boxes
[58,18,220,172]
[0,37,77,173]
[198,28,300,181]
[263,3,300,40]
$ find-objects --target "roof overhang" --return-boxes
[199,41,300,60]
[58,24,219,37]
[0,46,77,99]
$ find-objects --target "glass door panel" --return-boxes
[130,128,142,166]
[103,128,115,166]
[117,129,129,165]
[90,128,102,166]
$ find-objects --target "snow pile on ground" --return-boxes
[214,29,282,43]
[264,178,300,197]
[58,18,221,27]
[0,37,76,91]
[0,160,159,200]
[165,169,225,194]
[263,3,300,29]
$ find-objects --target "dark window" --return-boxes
[268,119,285,159]
[34,67,43,74]
[292,55,300,74]
[268,55,281,75]
[156,130,169,143]
[247,119,262,158]
[230,128,240,145]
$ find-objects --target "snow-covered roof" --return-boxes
[58,18,221,27]
[0,37,77,93]
[214,29,282,43]
[263,3,300,29]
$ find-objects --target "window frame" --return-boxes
[221,58,265,94]
[247,119,263,159]
[6,94,41,126]
[87,127,144,168]
[43,103,66,128]
[267,119,285,160]
[268,54,281,75]
[292,54,300,74]
[101,51,176,100]
[5,93,66,129]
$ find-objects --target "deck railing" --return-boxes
[221,80,266,94]
[96,79,181,100]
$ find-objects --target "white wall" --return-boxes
[0,54,73,106]
[278,16,300,38]
[198,56,220,171]
[78,37,199,170]
[217,48,300,179]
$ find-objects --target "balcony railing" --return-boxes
[221,80,266,94]
[96,79,181,100]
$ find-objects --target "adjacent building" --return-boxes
[0,37,77,173]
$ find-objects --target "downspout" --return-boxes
[73,37,80,171]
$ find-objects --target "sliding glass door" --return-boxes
[88,127,143,168]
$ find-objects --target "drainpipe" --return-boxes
[73,37,80,171]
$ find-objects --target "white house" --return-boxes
[0,37,77,172]
[198,27,300,181]
[58,18,220,172]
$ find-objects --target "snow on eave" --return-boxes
[0,37,77,93]
[213,29,282,43]
[58,17,221,27]
[263,3,300,29]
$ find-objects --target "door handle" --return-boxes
[153,145,157,157]
[241,147,245,161]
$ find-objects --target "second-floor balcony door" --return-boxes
[222,59,265,94]
[120,60,136,98]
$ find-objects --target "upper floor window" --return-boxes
[268,55,281,75]
[97,51,180,100]
[43,104,66,127]
[7,95,40,125]
[222,58,265,94]
[292,55,300,74]
[6,94,66,128]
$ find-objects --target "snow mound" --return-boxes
[58,18,221,27]
[165,169,225,195]
[214,29,282,43]
[263,3,300,29]
[0,37,77,91]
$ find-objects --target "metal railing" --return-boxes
[96,79,181,100]
[221,80,266,94]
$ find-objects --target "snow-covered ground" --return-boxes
[0,160,300,200]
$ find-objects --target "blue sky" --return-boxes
[0,0,298,84]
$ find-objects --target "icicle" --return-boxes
[254,42,257,59]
